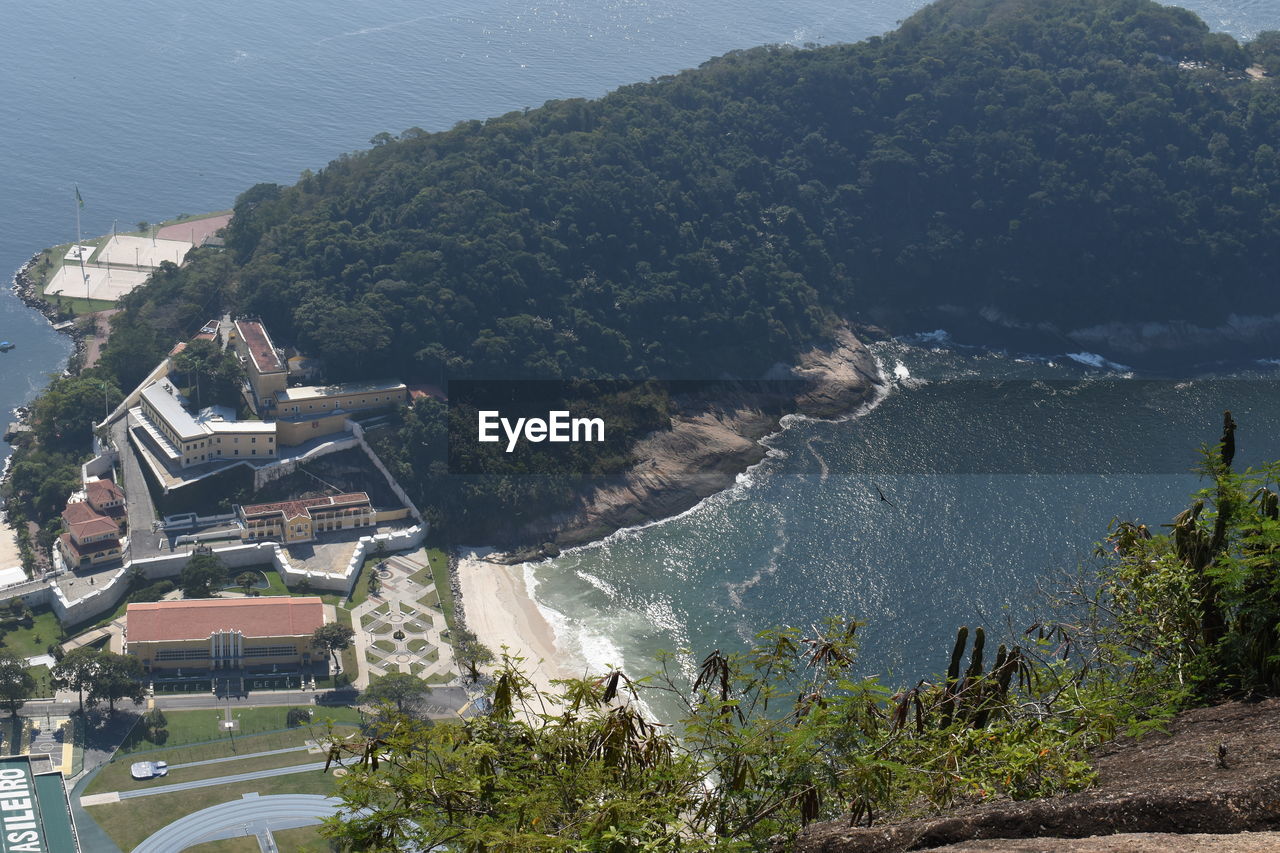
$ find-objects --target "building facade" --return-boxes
[58,501,121,568]
[135,382,278,468]
[238,492,376,544]
[125,597,328,673]
[232,319,289,411]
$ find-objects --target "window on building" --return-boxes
[155,648,211,661]
[244,645,297,658]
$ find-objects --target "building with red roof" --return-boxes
[125,597,328,673]
[59,500,121,568]
[86,478,125,514]
[238,492,374,544]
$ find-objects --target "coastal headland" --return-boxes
[500,326,886,559]
[458,326,886,686]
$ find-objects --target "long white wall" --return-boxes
[4,523,430,625]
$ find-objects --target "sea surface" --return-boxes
[2,0,1279,684]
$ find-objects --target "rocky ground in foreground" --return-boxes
[793,699,1280,853]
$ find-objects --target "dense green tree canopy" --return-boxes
[155,0,1278,384]
[180,550,226,599]
[0,651,35,717]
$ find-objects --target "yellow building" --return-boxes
[232,319,288,410]
[58,501,122,568]
[238,492,376,543]
[125,597,327,673]
[135,382,277,468]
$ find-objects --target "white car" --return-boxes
[130,760,169,780]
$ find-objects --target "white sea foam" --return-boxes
[1065,352,1133,372]
[911,329,951,344]
[575,569,619,599]
[315,14,435,45]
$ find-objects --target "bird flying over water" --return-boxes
[874,483,897,508]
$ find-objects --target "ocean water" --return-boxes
[526,343,1280,702]
[2,1,1279,683]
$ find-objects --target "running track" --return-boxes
[133,793,340,852]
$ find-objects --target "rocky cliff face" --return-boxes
[791,699,1280,852]
[502,328,884,560]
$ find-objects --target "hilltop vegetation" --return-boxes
[121,0,1280,386]
[20,0,1280,544]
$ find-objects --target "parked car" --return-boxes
[129,760,169,780]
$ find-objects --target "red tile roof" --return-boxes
[240,492,370,521]
[127,597,326,643]
[87,479,125,507]
[62,502,119,540]
[235,320,285,375]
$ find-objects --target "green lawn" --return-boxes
[424,548,458,631]
[25,664,51,699]
[86,765,337,852]
[87,721,362,795]
[268,825,329,851]
[116,706,362,756]
[93,743,343,795]
[0,607,64,658]
[348,555,383,607]
[46,295,116,316]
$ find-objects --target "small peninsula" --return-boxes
[3,0,1280,849]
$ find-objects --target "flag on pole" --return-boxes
[75,185,84,209]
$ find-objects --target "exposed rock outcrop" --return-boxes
[793,699,1280,853]
[503,328,884,559]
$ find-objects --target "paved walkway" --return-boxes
[110,758,327,799]
[350,549,457,689]
[169,743,316,771]
[132,793,340,853]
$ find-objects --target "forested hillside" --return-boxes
[102,0,1280,386]
[42,0,1277,541]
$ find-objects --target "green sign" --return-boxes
[0,760,45,853]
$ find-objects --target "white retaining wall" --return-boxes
[274,524,428,596]
[13,523,430,624]
[251,435,360,491]
[3,412,430,624]
[81,451,118,482]
[348,421,424,524]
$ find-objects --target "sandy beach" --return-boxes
[0,515,23,574]
[456,549,586,697]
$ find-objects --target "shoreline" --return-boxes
[498,326,887,561]
[455,549,585,696]
[4,256,82,579]
[457,327,890,686]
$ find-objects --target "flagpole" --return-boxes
[75,185,88,301]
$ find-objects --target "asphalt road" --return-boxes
[113,413,167,556]
[132,793,341,853]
